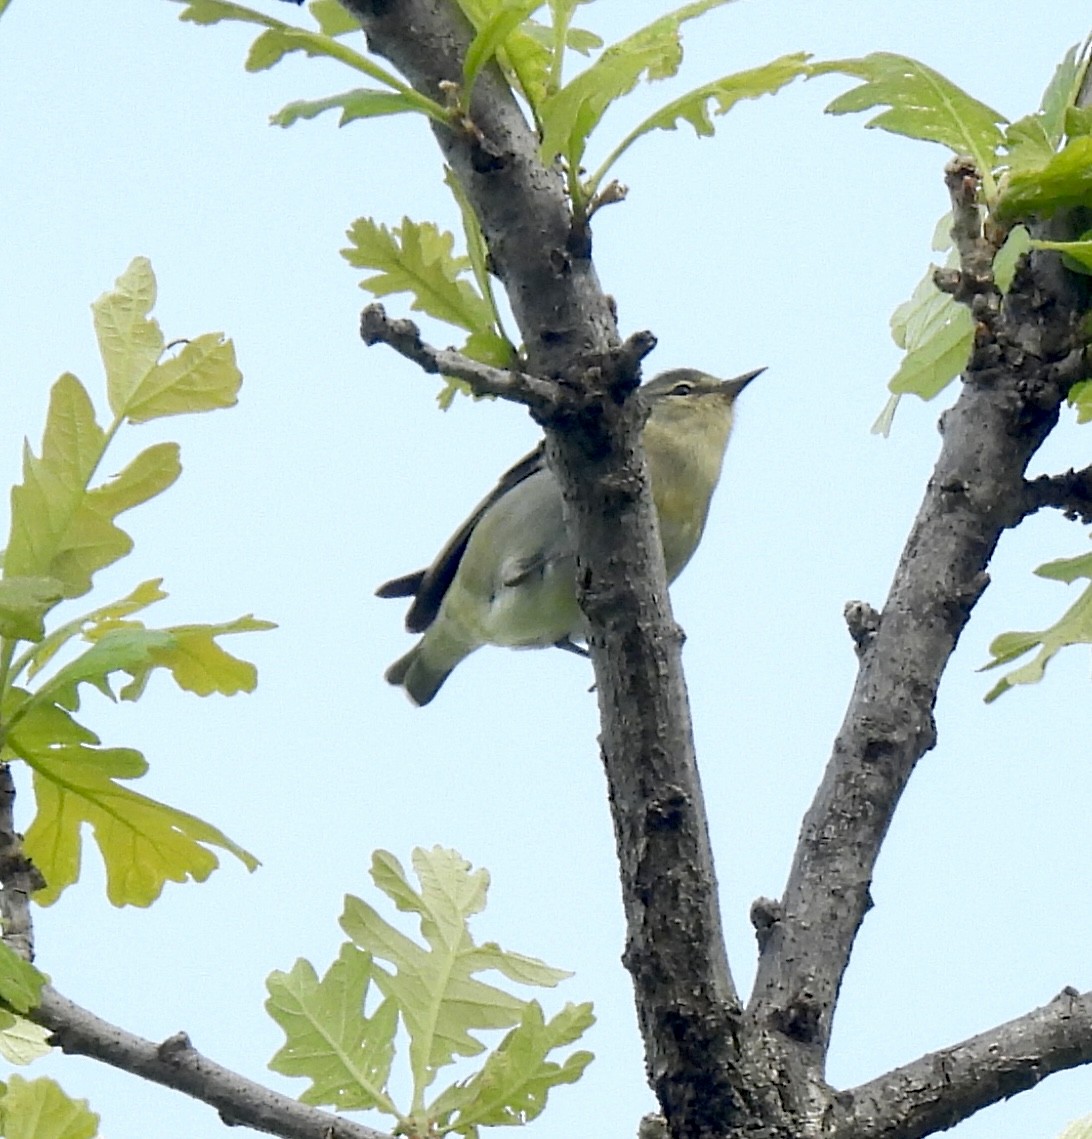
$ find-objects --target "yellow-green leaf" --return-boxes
[271,88,423,128]
[0,943,45,1015]
[0,577,65,642]
[996,135,1092,221]
[0,1076,99,1139]
[91,257,165,418]
[342,217,494,334]
[538,0,733,178]
[585,53,809,196]
[4,375,179,600]
[29,614,276,711]
[120,333,241,423]
[20,579,168,684]
[982,551,1092,702]
[5,375,115,598]
[266,945,399,1112]
[21,743,258,907]
[0,1018,52,1066]
[427,1000,594,1129]
[813,53,1006,197]
[309,0,361,37]
[887,266,974,399]
[1068,377,1092,423]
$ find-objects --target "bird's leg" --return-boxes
[553,637,590,658]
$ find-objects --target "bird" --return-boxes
[376,367,763,705]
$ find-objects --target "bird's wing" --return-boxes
[375,441,548,634]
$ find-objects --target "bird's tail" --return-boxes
[384,642,457,707]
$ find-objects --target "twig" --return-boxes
[30,986,390,1139]
[1021,465,1092,525]
[359,304,558,412]
[844,987,1092,1139]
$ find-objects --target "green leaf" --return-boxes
[538,0,733,181]
[116,333,241,423]
[1002,44,1086,173]
[271,89,423,128]
[340,847,569,1097]
[1068,377,1092,423]
[266,944,399,1113]
[993,224,1032,291]
[887,264,974,400]
[1067,105,1092,138]
[813,53,1006,195]
[18,579,167,684]
[996,135,1092,221]
[91,258,164,418]
[0,1076,99,1139]
[455,0,556,111]
[247,25,336,71]
[429,1001,594,1130]
[0,1018,52,1066]
[1039,42,1089,141]
[177,0,280,29]
[464,0,546,94]
[1057,1113,1092,1139]
[18,739,258,907]
[0,577,65,642]
[0,943,45,1015]
[177,0,446,120]
[3,375,177,599]
[27,614,275,711]
[982,551,1092,702]
[309,0,360,37]
[585,53,809,196]
[342,218,495,334]
[1031,238,1092,274]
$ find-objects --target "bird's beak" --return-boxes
[720,366,766,400]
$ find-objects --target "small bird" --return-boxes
[377,367,763,705]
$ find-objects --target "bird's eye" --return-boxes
[670,382,693,397]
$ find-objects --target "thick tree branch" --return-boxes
[344,5,741,1135]
[31,986,389,1139]
[749,162,1090,1070]
[843,987,1092,1139]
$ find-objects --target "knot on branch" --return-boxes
[750,896,783,952]
[157,1032,195,1063]
[844,601,880,658]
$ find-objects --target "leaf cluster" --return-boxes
[266,846,593,1137]
[0,258,267,909]
[176,0,810,402]
[812,44,1092,701]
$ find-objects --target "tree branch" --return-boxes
[1021,465,1092,525]
[844,987,1092,1139]
[359,303,560,412]
[749,162,1089,1069]
[344,5,741,1136]
[30,986,389,1139]
[0,764,44,963]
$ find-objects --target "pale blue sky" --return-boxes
[2,2,1091,1137]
